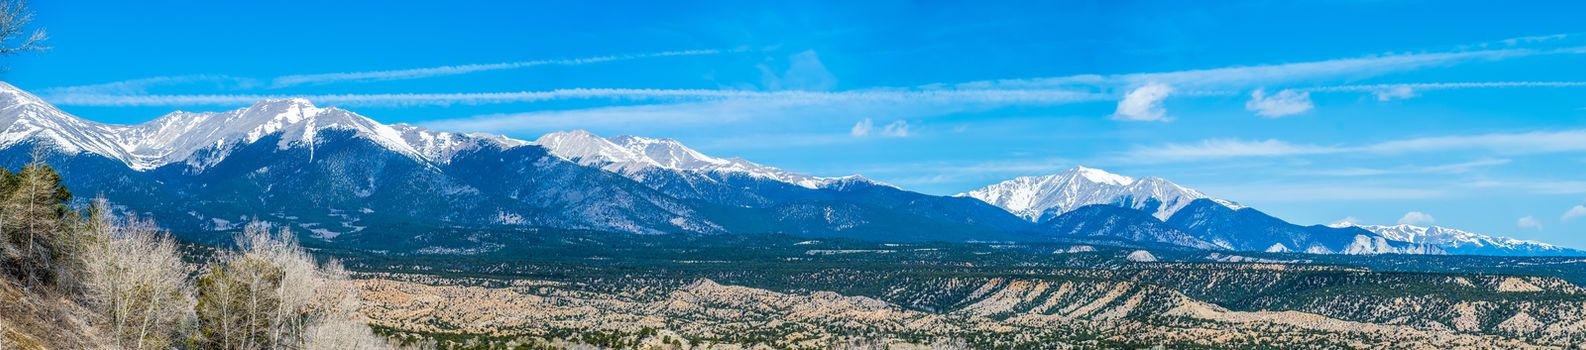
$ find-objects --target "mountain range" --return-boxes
[1349,223,1575,256]
[0,81,1575,256]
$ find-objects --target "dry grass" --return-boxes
[0,278,101,350]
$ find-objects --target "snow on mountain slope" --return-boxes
[960,166,1241,222]
[390,123,529,162]
[123,98,429,169]
[536,130,878,189]
[1349,223,1580,256]
[0,82,142,164]
[0,82,530,171]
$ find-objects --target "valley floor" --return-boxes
[355,274,1557,350]
[327,233,1586,349]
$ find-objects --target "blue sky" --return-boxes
[5,0,1586,246]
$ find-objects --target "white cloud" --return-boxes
[1564,205,1586,221]
[1518,215,1544,230]
[1398,211,1436,225]
[880,120,910,137]
[1244,88,1313,117]
[1111,82,1174,121]
[850,118,873,137]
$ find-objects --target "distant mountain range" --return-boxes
[959,166,1243,221]
[1348,223,1576,256]
[0,81,1575,256]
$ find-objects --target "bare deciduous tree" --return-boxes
[77,198,194,350]
[0,0,46,55]
[196,222,391,350]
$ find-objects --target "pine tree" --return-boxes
[0,157,72,288]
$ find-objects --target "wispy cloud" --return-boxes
[1244,88,1312,117]
[269,49,730,88]
[38,48,737,99]
[954,45,1586,91]
[1465,179,1586,195]
[48,88,1111,108]
[39,75,256,95]
[1300,158,1511,177]
[845,157,1076,189]
[38,35,1586,137]
[879,120,910,137]
[1362,129,1586,155]
[1124,139,1338,161]
[847,118,910,138]
[1197,183,1449,202]
[699,132,859,150]
[943,40,1586,120]
[1307,81,1586,101]
[1125,129,1586,162]
[418,89,1108,132]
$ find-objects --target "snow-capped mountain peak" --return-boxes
[0,81,52,107]
[0,82,142,165]
[609,135,732,170]
[535,130,663,173]
[120,97,429,169]
[390,123,529,161]
[0,82,529,170]
[1350,223,1572,256]
[1073,165,1134,186]
[960,166,1236,222]
[536,130,874,189]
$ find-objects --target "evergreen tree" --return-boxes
[0,158,72,288]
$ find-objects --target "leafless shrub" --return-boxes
[76,198,194,350]
[195,222,391,349]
